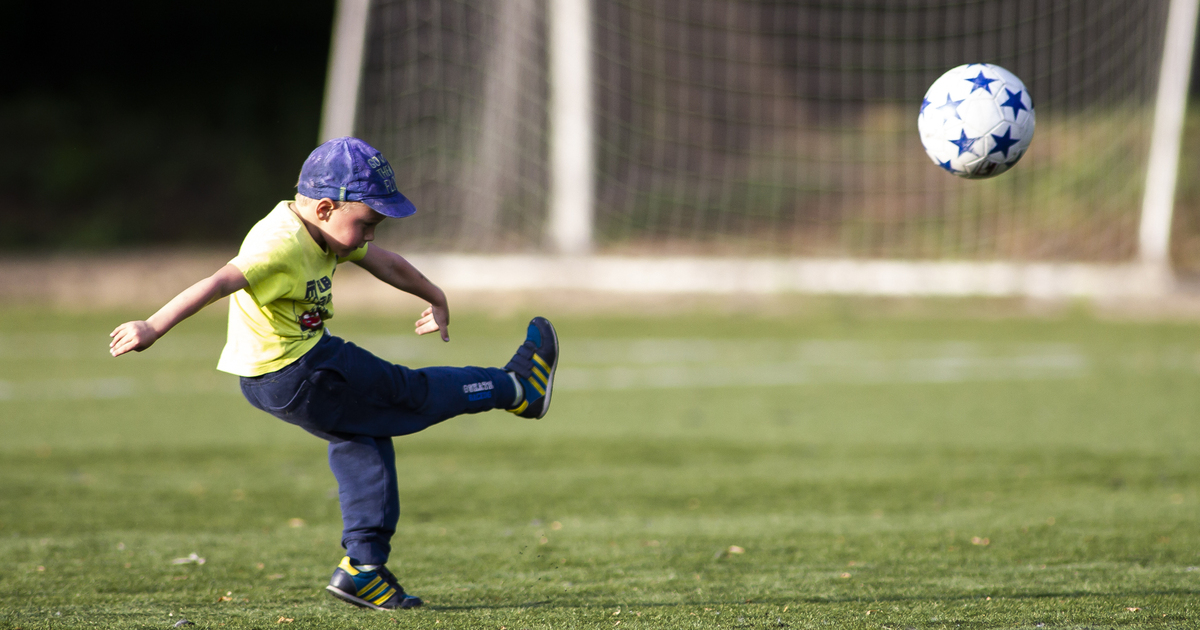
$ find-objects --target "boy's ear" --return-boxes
[314,198,338,221]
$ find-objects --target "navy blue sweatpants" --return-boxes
[239,333,515,565]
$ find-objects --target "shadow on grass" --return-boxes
[424,587,1200,611]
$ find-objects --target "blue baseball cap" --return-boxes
[297,137,417,218]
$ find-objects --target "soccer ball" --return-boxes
[918,63,1035,179]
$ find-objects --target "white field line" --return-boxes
[0,377,137,401]
[555,341,1088,390]
[0,376,239,401]
[0,333,225,361]
[557,356,1086,391]
[4,338,1170,401]
[365,338,1092,389]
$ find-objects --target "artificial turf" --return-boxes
[1,304,1198,629]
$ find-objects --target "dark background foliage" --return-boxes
[3,1,336,250]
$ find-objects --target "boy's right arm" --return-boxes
[109,263,249,357]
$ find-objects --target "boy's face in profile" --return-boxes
[317,201,387,256]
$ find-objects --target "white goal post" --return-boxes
[1140,0,1200,266]
[323,0,1197,299]
[320,0,371,143]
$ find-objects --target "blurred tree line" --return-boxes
[3,1,335,251]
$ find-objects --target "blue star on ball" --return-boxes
[965,71,997,94]
[939,159,959,174]
[920,97,932,115]
[988,127,1020,159]
[936,95,965,120]
[1001,88,1028,118]
[949,130,979,156]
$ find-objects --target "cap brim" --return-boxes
[363,193,417,218]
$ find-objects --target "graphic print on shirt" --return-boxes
[297,275,333,336]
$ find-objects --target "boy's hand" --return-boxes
[415,305,450,342]
[109,321,161,357]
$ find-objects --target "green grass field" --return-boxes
[2,303,1198,629]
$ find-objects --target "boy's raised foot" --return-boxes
[506,317,559,419]
[326,556,423,610]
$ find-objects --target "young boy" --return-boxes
[109,136,559,610]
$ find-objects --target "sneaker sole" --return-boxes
[535,319,559,419]
[326,584,388,610]
[327,584,422,610]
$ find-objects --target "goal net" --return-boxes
[339,0,1195,296]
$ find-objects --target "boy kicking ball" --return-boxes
[109,136,559,610]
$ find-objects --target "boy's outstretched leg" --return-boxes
[505,317,559,419]
[261,318,558,610]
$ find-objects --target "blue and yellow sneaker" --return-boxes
[505,317,559,419]
[326,557,423,610]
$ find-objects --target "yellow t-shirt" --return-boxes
[216,201,367,376]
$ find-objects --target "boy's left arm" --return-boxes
[353,244,450,341]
